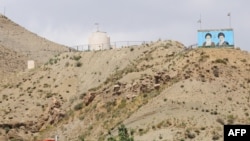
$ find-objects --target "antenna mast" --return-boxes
[3,6,6,16]
[94,23,99,31]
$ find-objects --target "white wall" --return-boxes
[27,60,35,69]
[88,31,110,50]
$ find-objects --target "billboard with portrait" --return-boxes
[197,28,234,47]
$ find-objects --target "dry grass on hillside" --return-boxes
[0,38,249,141]
[0,14,69,69]
[63,46,249,141]
[0,45,27,84]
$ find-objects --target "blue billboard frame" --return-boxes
[197,28,234,47]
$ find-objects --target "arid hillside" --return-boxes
[0,14,70,85]
[0,44,27,83]
[0,37,249,141]
[0,14,69,68]
[123,47,250,141]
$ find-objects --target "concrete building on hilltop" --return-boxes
[88,30,111,51]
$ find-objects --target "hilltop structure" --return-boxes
[197,28,234,48]
[88,30,111,51]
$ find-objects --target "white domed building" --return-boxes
[88,31,111,51]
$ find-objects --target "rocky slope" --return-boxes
[0,44,27,84]
[123,47,250,141]
[0,14,70,86]
[0,13,250,141]
[0,38,249,141]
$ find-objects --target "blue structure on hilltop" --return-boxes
[197,28,234,48]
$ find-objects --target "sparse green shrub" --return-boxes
[36,103,41,106]
[118,99,127,109]
[79,114,85,120]
[48,58,54,65]
[74,102,83,111]
[199,55,210,62]
[105,100,117,112]
[54,59,58,64]
[159,134,163,139]
[213,59,227,65]
[241,59,247,62]
[43,83,50,88]
[79,93,86,99]
[227,115,236,124]
[157,121,165,129]
[212,66,219,77]
[73,55,82,61]
[245,113,249,117]
[223,58,229,62]
[118,124,134,141]
[4,126,10,133]
[201,127,206,130]
[231,65,237,69]
[186,132,195,139]
[75,61,82,67]
[46,92,54,98]
[107,137,116,141]
[95,112,105,121]
[138,128,144,135]
[212,111,218,115]
[78,134,85,141]
[152,125,156,130]
[216,118,225,125]
[246,79,250,83]
[2,95,8,100]
[88,125,93,130]
[65,62,69,67]
[212,134,220,140]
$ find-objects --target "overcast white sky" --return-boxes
[0,0,249,51]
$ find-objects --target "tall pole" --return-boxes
[197,14,202,29]
[200,14,202,29]
[229,15,231,28]
[228,12,231,28]
[95,23,99,31]
[3,6,6,16]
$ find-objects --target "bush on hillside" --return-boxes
[72,55,81,61]
[74,102,83,111]
[75,61,82,67]
[107,124,134,141]
[212,59,227,65]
